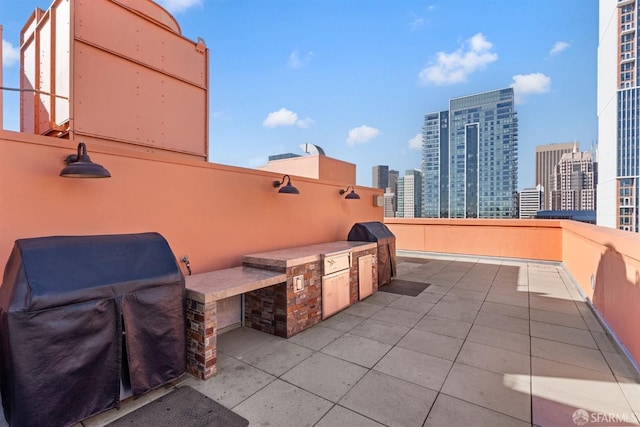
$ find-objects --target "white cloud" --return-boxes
[156,0,202,14]
[510,73,551,104]
[418,33,498,86]
[263,108,315,128]
[2,39,20,67]
[346,125,380,146]
[408,133,423,150]
[296,117,316,129]
[288,50,314,69]
[550,41,570,55]
[410,18,424,30]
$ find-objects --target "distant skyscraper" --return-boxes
[372,165,389,189]
[535,142,578,210]
[519,185,544,219]
[383,192,395,217]
[598,0,640,232]
[396,169,423,218]
[422,88,518,218]
[549,148,597,211]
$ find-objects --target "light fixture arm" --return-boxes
[273,175,291,188]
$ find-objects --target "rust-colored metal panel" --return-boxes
[54,0,70,126]
[20,34,37,134]
[74,0,206,88]
[73,43,206,156]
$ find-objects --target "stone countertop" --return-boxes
[185,266,287,303]
[242,240,376,268]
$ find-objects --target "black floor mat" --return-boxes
[106,386,249,427]
[379,280,431,297]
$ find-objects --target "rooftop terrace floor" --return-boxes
[6,253,640,427]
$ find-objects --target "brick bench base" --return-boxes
[184,266,286,379]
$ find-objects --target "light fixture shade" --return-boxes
[60,143,111,178]
[340,185,360,199]
[273,175,300,194]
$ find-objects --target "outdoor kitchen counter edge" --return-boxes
[242,240,377,268]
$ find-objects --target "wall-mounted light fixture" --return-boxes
[60,142,111,178]
[340,185,360,199]
[273,175,300,194]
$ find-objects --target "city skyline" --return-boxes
[1,0,598,189]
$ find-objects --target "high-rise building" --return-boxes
[396,169,423,218]
[372,165,389,190]
[422,88,518,218]
[423,111,449,217]
[598,0,640,232]
[535,142,578,210]
[549,148,597,211]
[519,185,544,219]
[383,192,395,217]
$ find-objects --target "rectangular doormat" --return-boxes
[106,386,249,427]
[379,280,430,297]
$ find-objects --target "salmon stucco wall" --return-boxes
[384,218,563,262]
[0,131,382,275]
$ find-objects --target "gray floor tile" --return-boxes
[618,376,640,422]
[281,352,368,402]
[396,328,464,361]
[424,394,531,427]
[428,297,482,323]
[320,311,364,332]
[321,333,392,368]
[481,301,530,320]
[456,341,530,375]
[530,320,598,349]
[475,311,530,335]
[342,301,386,318]
[529,295,581,316]
[413,314,473,339]
[314,405,385,427]
[181,357,275,408]
[387,295,435,314]
[217,327,279,358]
[441,362,531,423]
[339,371,437,426]
[484,291,530,308]
[531,337,611,374]
[233,379,332,427]
[286,324,345,350]
[237,339,313,376]
[361,291,401,306]
[530,307,588,330]
[590,330,618,353]
[466,324,531,355]
[531,357,636,427]
[349,318,411,345]
[370,306,424,327]
[373,346,452,391]
[602,350,640,380]
[447,287,488,301]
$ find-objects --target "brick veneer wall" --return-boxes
[185,297,216,379]
[243,260,322,338]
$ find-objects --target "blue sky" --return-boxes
[2,0,599,188]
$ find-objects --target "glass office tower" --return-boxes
[598,0,640,232]
[422,88,518,218]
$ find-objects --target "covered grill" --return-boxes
[347,221,396,286]
[0,232,186,427]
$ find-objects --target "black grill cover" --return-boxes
[0,232,186,427]
[347,222,396,286]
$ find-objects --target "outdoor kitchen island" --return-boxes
[185,241,377,380]
[242,240,378,339]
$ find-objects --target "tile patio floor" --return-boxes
[6,253,640,427]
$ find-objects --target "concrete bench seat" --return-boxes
[185,266,287,302]
[184,266,287,379]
